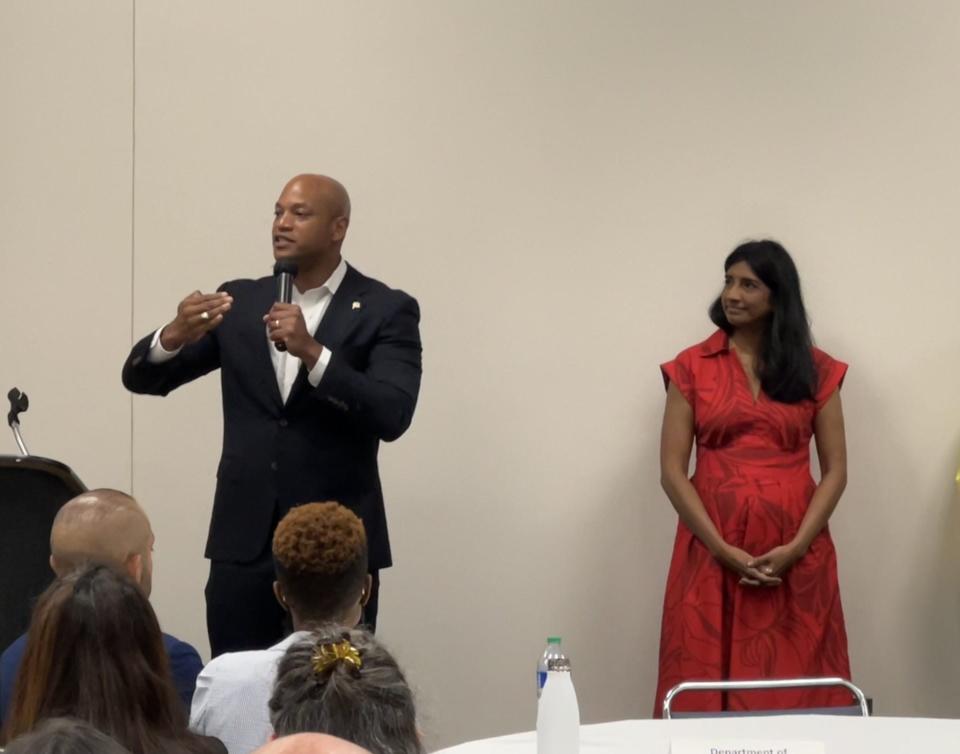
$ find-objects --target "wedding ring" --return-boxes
[274,319,280,328]
[200,311,210,321]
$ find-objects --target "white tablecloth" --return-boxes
[435,715,960,754]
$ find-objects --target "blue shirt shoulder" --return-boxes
[162,632,204,710]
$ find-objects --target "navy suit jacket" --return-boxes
[122,264,422,569]
[0,631,202,724]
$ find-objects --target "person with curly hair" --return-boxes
[269,626,421,754]
[190,503,370,754]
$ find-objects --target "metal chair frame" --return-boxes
[662,677,870,719]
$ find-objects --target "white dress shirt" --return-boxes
[147,258,347,403]
[189,631,311,754]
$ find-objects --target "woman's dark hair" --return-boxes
[3,566,219,754]
[3,717,131,754]
[269,625,422,754]
[708,239,817,403]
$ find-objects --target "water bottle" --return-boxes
[536,656,580,754]
[536,636,564,698]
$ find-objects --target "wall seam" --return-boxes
[129,0,136,495]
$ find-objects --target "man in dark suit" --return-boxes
[122,175,422,656]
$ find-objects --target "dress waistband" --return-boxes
[696,446,811,478]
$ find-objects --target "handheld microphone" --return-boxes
[273,261,299,352]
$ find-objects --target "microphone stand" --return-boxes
[7,387,30,456]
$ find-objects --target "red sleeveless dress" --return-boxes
[654,329,852,715]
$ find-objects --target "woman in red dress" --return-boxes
[654,240,851,715]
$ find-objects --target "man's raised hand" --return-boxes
[159,291,233,351]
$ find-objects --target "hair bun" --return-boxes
[311,639,363,675]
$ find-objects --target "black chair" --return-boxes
[1,388,85,650]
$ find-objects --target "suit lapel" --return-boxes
[286,264,368,405]
[251,277,285,411]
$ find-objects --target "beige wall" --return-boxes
[0,1,133,489]
[3,0,960,748]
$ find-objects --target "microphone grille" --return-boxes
[273,261,299,276]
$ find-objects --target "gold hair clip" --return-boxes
[312,639,362,674]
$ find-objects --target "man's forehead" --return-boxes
[275,196,315,209]
[277,174,350,215]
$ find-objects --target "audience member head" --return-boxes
[3,717,131,754]
[252,733,371,754]
[272,503,370,628]
[49,489,154,596]
[5,566,210,754]
[269,626,421,754]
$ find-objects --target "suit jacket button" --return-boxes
[270,461,279,471]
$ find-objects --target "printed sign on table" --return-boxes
[670,739,825,754]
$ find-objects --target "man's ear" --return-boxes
[361,573,373,606]
[332,215,349,241]
[273,580,289,612]
[127,552,143,583]
[49,554,61,576]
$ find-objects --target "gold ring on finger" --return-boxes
[200,310,210,321]
[274,319,280,327]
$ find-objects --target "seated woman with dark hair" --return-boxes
[269,626,421,754]
[3,717,131,754]
[2,566,224,754]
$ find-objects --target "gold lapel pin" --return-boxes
[351,301,362,310]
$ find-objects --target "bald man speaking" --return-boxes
[123,175,422,655]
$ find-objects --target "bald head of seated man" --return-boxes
[49,488,155,594]
[0,489,204,724]
[253,734,370,754]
